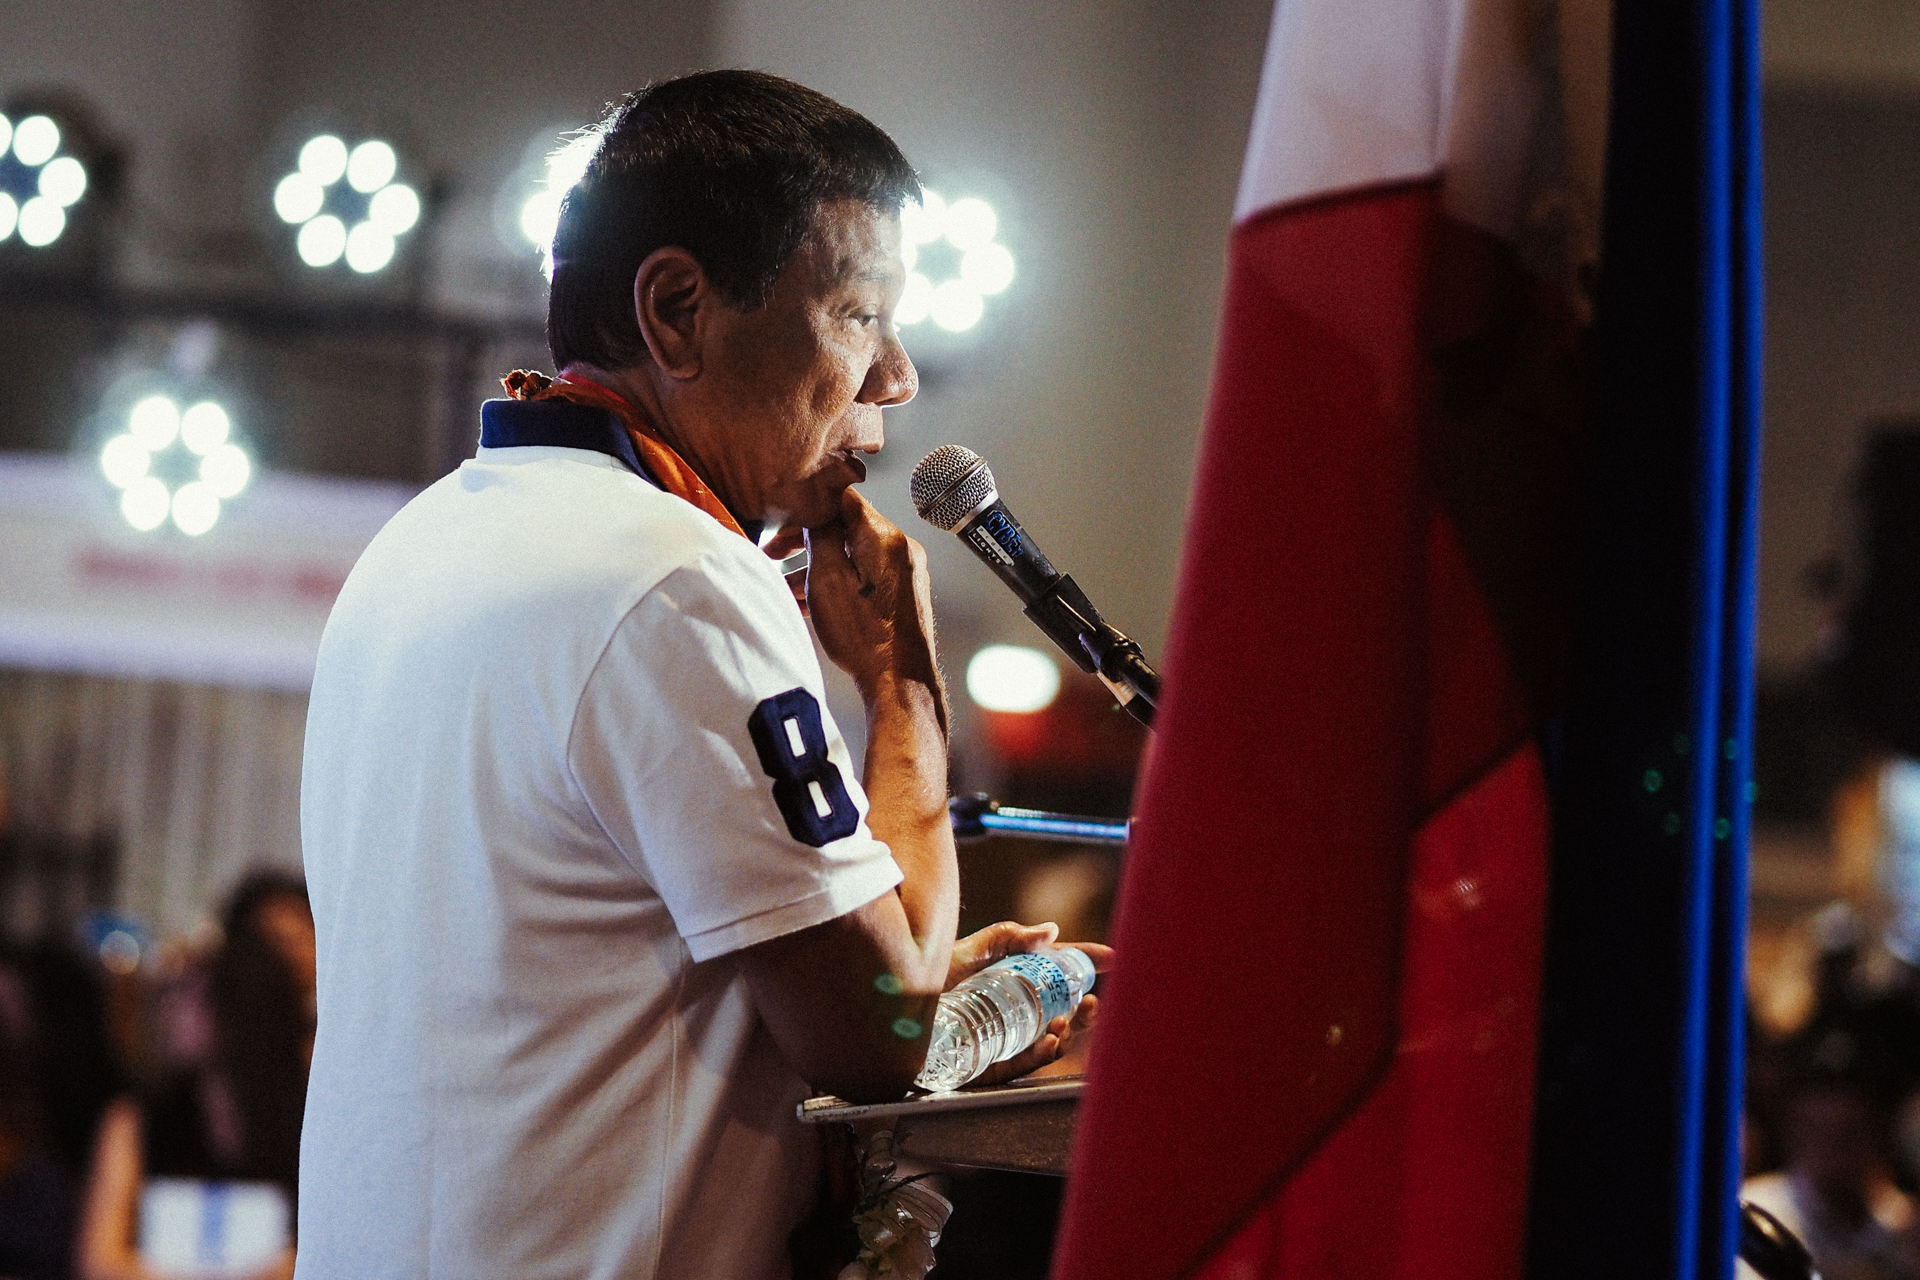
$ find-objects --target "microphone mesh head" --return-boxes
[911,445,996,531]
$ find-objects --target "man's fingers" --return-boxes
[947,920,1060,986]
[1072,942,1116,972]
[761,525,807,560]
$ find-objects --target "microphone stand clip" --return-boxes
[1023,577,1160,729]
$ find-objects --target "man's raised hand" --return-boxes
[805,487,942,711]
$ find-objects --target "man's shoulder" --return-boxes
[325,449,790,672]
[369,449,763,595]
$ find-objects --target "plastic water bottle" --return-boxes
[914,947,1096,1092]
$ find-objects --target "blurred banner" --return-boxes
[0,453,409,689]
[1053,0,1758,1277]
[0,453,410,937]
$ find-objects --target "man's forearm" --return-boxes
[860,670,960,992]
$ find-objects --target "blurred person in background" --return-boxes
[76,873,313,1280]
[1747,428,1920,1194]
[1744,1058,1920,1280]
[0,937,126,1280]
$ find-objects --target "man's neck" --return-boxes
[555,361,761,534]
[558,362,665,433]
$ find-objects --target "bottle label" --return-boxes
[1001,952,1076,1024]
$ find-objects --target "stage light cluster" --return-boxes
[0,112,88,248]
[897,191,1016,333]
[99,395,252,534]
[275,135,420,273]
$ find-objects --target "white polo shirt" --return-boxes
[296,444,902,1280]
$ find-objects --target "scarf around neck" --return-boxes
[501,369,750,541]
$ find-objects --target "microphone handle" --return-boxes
[954,496,1160,728]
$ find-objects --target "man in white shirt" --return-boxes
[296,71,1098,1279]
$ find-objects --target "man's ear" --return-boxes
[632,247,709,380]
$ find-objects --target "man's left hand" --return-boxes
[945,921,1113,1087]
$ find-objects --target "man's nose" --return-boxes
[861,331,918,408]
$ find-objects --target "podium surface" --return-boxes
[797,1075,1084,1176]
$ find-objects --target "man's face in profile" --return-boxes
[701,199,918,529]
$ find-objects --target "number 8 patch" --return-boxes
[747,688,859,847]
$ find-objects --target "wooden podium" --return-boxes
[797,1075,1084,1176]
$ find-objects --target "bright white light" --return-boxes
[896,272,934,326]
[519,190,561,249]
[99,436,150,488]
[944,198,997,251]
[900,237,918,273]
[961,243,1016,296]
[38,156,86,207]
[346,139,397,193]
[967,645,1061,713]
[517,132,599,251]
[199,443,251,498]
[368,183,419,235]
[128,396,181,450]
[299,135,349,185]
[930,279,984,332]
[297,215,347,267]
[545,132,599,191]
[120,477,171,531]
[0,193,15,243]
[170,481,220,536]
[273,172,325,224]
[17,197,64,247]
[0,115,11,157]
[12,115,58,167]
[345,222,395,273]
[902,190,947,245]
[180,402,230,454]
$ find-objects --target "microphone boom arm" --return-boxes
[1025,575,1159,729]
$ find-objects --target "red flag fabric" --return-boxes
[1051,1,1606,1276]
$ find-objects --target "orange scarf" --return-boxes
[501,369,749,541]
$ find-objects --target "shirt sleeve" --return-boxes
[567,545,903,962]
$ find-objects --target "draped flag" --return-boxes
[1051,0,1759,1274]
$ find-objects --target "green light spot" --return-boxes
[1673,733,1691,756]
[1723,738,1739,761]
[891,1017,923,1040]
[1643,769,1664,793]
[1663,812,1682,835]
[873,973,903,996]
[1746,780,1758,804]
[1714,817,1730,840]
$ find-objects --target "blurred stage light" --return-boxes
[895,188,1015,335]
[100,394,252,535]
[513,130,600,276]
[277,133,420,273]
[967,644,1061,713]
[0,111,90,249]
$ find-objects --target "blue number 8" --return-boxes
[747,689,859,846]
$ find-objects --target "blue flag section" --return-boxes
[1525,0,1762,1274]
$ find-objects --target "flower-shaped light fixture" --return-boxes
[896,191,1016,333]
[274,134,421,273]
[99,395,252,534]
[0,112,88,248]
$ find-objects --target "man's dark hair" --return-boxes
[547,69,920,370]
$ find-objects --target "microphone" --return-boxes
[911,445,1160,727]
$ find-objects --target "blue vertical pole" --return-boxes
[1524,0,1760,1271]
[1700,0,1764,1269]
